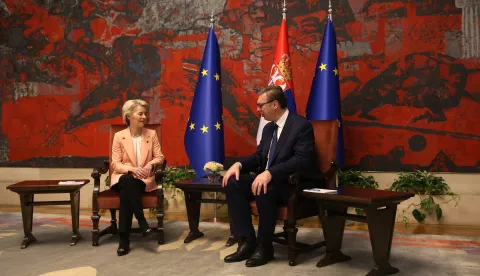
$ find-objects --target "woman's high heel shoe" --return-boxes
[139,219,152,237]
[117,236,130,256]
[117,247,130,256]
[142,228,153,237]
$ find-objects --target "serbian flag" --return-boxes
[256,15,297,145]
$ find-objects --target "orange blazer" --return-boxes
[111,127,164,192]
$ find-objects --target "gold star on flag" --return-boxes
[189,122,195,130]
[215,122,221,130]
[333,68,338,76]
[214,73,220,81]
[201,125,208,133]
[201,69,208,77]
[319,63,327,71]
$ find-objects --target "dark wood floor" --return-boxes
[2,204,480,237]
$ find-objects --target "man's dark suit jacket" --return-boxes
[239,112,324,187]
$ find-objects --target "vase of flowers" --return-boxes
[203,161,224,182]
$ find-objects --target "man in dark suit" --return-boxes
[222,85,322,267]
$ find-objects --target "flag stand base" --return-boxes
[202,217,227,223]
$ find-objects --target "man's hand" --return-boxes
[222,162,241,187]
[251,170,272,195]
[130,167,148,179]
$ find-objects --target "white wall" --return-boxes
[365,172,480,226]
[0,168,216,215]
[1,168,478,226]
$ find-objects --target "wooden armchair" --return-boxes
[248,163,337,266]
[248,121,339,266]
[91,124,166,246]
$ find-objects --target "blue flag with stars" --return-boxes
[305,18,344,167]
[184,27,225,177]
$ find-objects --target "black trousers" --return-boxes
[111,174,147,238]
[225,174,288,245]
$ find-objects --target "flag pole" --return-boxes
[211,9,220,223]
[327,0,341,190]
[282,0,287,19]
[327,0,338,188]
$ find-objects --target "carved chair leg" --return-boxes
[91,210,100,246]
[157,190,165,244]
[286,220,298,266]
[110,209,118,234]
[282,224,288,241]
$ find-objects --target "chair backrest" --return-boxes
[108,124,162,177]
[312,120,339,189]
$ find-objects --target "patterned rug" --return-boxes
[1,211,479,276]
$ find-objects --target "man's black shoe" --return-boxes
[224,239,256,263]
[245,244,274,267]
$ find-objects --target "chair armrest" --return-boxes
[155,158,167,189]
[288,161,338,192]
[288,172,304,200]
[323,161,338,189]
[288,172,300,186]
[285,163,338,221]
[288,172,313,195]
[91,160,109,200]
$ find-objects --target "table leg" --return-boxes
[19,193,36,249]
[316,203,351,267]
[70,190,82,246]
[184,190,204,243]
[365,204,399,276]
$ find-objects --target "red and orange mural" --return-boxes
[0,0,479,172]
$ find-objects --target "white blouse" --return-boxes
[132,136,142,167]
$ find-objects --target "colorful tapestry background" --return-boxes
[0,0,479,171]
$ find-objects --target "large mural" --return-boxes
[0,0,479,172]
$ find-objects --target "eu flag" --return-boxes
[305,18,344,167]
[184,27,225,177]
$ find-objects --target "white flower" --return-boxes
[203,161,224,173]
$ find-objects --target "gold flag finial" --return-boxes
[328,0,333,20]
[210,9,214,27]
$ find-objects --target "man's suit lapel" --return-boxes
[121,129,137,167]
[270,112,294,165]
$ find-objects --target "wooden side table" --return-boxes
[6,179,90,249]
[173,177,236,246]
[303,186,414,276]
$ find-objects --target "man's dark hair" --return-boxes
[258,85,287,109]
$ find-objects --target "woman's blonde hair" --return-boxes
[122,99,148,125]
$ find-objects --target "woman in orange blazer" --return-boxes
[111,99,165,256]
